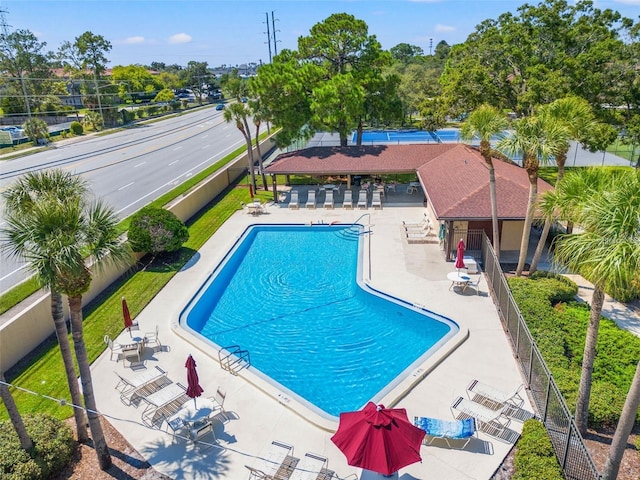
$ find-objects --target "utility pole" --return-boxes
[0,7,31,118]
[264,12,272,63]
[429,38,433,56]
[271,11,280,56]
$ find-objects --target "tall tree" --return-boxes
[460,106,508,259]
[529,96,615,273]
[496,112,568,275]
[68,32,111,119]
[551,169,640,438]
[1,170,89,442]
[180,61,211,105]
[298,13,392,146]
[1,169,131,470]
[0,29,53,115]
[440,0,635,118]
[223,102,257,192]
[0,371,33,450]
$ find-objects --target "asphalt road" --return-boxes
[0,105,246,294]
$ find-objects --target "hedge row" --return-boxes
[514,419,564,480]
[508,273,640,428]
[0,414,74,479]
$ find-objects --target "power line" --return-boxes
[0,378,354,479]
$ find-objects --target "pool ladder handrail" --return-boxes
[218,345,251,375]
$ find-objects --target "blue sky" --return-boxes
[2,0,639,68]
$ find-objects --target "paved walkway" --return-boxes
[92,202,531,480]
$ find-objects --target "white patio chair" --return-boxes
[104,335,123,361]
[324,189,334,209]
[144,325,161,350]
[289,189,300,209]
[306,190,316,209]
[342,189,354,209]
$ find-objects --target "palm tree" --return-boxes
[0,371,33,450]
[224,102,257,193]
[460,106,508,259]
[1,170,89,443]
[529,97,597,274]
[552,169,640,437]
[496,113,568,276]
[1,169,131,470]
[249,97,269,190]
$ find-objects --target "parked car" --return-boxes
[240,97,248,103]
[1,126,24,138]
[216,104,225,111]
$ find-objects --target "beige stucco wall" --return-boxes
[501,220,525,251]
[0,137,276,371]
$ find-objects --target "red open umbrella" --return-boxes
[330,402,425,476]
[122,297,133,338]
[455,239,466,272]
[185,354,204,407]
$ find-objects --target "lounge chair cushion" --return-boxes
[414,416,475,439]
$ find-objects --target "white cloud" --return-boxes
[612,0,640,4]
[435,24,456,33]
[124,36,145,44]
[168,33,192,44]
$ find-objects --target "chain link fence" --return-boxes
[480,234,601,480]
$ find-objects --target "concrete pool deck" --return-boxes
[91,202,532,480]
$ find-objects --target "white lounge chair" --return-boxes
[406,222,432,235]
[357,189,368,209]
[343,189,354,209]
[372,190,382,209]
[402,213,428,228]
[207,386,227,420]
[450,396,511,440]
[290,452,327,480]
[324,189,334,209]
[306,190,316,209]
[289,189,300,209]
[405,230,433,244]
[413,416,477,449]
[466,379,525,409]
[260,440,296,479]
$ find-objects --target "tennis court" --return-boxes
[354,129,462,144]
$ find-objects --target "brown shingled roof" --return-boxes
[265,144,553,220]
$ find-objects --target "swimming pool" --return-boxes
[180,224,459,418]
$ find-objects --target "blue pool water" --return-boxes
[354,129,463,144]
[180,225,458,417]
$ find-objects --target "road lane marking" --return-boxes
[134,162,146,168]
[201,134,209,139]
[118,182,134,191]
[201,145,210,149]
[168,160,179,165]
[173,146,182,151]
[116,140,243,216]
[0,264,27,282]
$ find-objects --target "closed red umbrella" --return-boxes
[455,239,466,272]
[185,354,204,407]
[122,297,133,338]
[249,184,254,199]
[330,402,425,476]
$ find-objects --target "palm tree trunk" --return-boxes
[68,295,112,470]
[488,165,500,260]
[51,290,88,442]
[575,287,604,435]
[601,360,640,480]
[254,123,267,190]
[529,217,551,274]
[516,179,537,276]
[0,371,33,450]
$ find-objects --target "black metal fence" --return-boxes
[480,234,601,480]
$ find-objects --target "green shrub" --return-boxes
[128,206,189,254]
[509,275,640,428]
[69,121,83,135]
[0,414,75,479]
[514,419,563,480]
